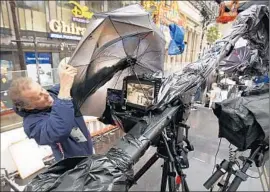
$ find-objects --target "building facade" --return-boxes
[1,0,218,74]
[142,0,219,71]
[0,0,137,73]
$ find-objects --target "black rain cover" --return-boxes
[213,84,269,151]
[24,151,133,191]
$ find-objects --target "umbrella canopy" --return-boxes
[68,4,166,116]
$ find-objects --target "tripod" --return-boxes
[204,143,269,191]
[128,122,194,192]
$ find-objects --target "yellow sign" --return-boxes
[69,1,94,19]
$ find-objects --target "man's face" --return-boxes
[22,81,54,110]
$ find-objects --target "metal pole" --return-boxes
[34,35,41,84]
[199,20,206,58]
[9,0,26,70]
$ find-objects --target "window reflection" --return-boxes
[0,1,10,28]
[85,1,104,13]
[108,1,124,11]
[16,1,46,32]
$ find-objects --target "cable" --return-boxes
[245,171,263,179]
[212,138,222,174]
[209,138,222,192]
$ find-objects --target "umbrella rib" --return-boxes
[111,20,154,32]
[108,16,128,57]
[92,32,151,60]
[120,16,147,58]
[74,56,122,68]
[137,50,164,60]
[130,64,150,105]
[113,69,124,89]
[135,32,152,58]
[138,43,151,63]
[91,53,124,63]
[136,61,155,73]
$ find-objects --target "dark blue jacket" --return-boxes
[14,84,93,162]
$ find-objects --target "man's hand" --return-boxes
[58,64,77,98]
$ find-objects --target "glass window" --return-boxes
[107,1,124,11]
[16,1,45,12]
[16,1,46,32]
[0,1,10,28]
[18,7,27,30]
[122,1,138,6]
[85,1,104,13]
[56,0,73,24]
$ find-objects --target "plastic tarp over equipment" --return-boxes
[213,84,269,151]
[218,3,269,76]
[23,153,133,191]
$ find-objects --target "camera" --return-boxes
[100,74,163,133]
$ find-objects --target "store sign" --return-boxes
[49,33,81,41]
[49,20,86,35]
[48,19,86,40]
[25,52,52,65]
[25,52,53,86]
[69,1,93,23]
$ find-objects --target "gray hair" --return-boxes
[8,77,34,109]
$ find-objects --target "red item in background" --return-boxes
[176,175,182,185]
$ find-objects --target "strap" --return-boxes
[56,143,65,160]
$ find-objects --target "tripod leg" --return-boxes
[168,162,176,192]
[182,176,190,192]
[258,166,270,192]
[161,160,169,192]
[129,153,159,188]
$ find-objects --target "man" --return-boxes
[8,64,93,161]
[208,83,222,109]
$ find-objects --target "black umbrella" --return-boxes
[69,4,166,116]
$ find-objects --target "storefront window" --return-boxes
[107,1,124,11]
[0,1,10,28]
[85,1,104,13]
[56,0,73,24]
[16,1,45,12]
[18,7,26,30]
[16,1,47,32]
[122,1,138,6]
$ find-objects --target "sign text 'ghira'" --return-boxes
[49,20,86,36]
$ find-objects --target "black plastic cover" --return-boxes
[213,84,269,151]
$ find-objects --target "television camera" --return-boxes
[204,84,269,192]
[99,74,195,192]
